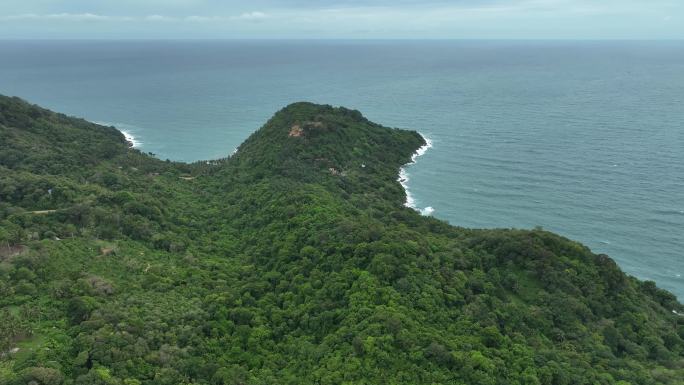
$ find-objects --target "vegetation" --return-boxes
[1,94,683,384]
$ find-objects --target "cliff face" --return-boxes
[1,95,683,385]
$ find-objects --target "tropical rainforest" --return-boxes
[0,94,683,385]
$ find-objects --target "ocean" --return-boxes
[1,40,682,299]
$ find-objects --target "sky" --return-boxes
[0,0,682,39]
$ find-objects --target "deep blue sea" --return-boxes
[1,40,682,300]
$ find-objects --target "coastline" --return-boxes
[398,133,433,216]
[120,129,141,148]
[93,120,142,148]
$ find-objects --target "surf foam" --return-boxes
[398,133,434,216]
[93,121,142,148]
[120,130,141,148]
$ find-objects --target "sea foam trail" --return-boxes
[398,133,433,216]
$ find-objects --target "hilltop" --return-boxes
[1,95,683,385]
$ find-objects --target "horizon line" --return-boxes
[1,37,684,41]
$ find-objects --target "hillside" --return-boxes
[1,95,683,385]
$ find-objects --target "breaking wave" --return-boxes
[398,133,433,216]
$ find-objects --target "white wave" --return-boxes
[398,168,416,207]
[398,133,434,216]
[93,120,143,148]
[411,135,433,162]
[420,206,435,216]
[120,130,142,148]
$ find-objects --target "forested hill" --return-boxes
[0,96,131,175]
[1,95,683,385]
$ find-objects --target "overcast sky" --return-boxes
[0,0,682,39]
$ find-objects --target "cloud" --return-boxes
[0,12,178,22]
[235,11,268,21]
[0,11,269,23]
[1,12,114,21]
[0,0,681,38]
[183,11,269,22]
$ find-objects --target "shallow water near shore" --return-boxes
[1,40,682,299]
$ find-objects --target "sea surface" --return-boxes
[1,40,682,300]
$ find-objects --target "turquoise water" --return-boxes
[1,40,682,299]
